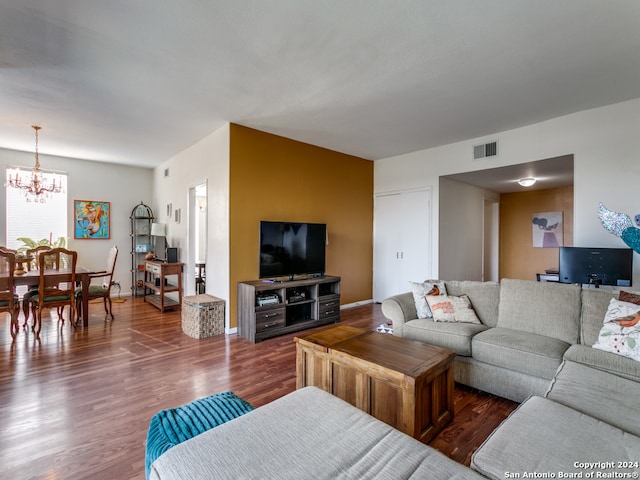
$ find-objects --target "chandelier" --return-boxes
[6,125,63,202]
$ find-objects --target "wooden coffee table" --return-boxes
[295,325,455,443]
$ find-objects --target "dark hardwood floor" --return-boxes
[1,298,517,479]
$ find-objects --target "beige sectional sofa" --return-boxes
[382,278,640,401]
[383,278,640,478]
[149,386,485,480]
[149,279,640,478]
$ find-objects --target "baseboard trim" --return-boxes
[341,299,373,309]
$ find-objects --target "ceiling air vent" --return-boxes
[473,141,498,160]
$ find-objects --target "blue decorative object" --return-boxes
[598,203,640,254]
[145,391,254,479]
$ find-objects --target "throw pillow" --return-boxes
[145,391,254,479]
[410,280,446,319]
[592,298,640,362]
[619,290,640,305]
[425,294,482,324]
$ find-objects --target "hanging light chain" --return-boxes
[32,125,42,170]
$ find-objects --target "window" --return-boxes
[5,168,68,250]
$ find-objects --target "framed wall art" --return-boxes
[532,211,563,248]
[74,200,111,239]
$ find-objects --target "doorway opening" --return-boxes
[188,182,207,295]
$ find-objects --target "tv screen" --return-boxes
[259,221,326,279]
[558,246,633,287]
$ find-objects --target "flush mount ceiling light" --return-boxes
[517,177,536,187]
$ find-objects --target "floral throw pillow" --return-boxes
[410,280,446,319]
[425,294,482,324]
[592,298,640,362]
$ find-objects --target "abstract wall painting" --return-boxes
[532,211,563,248]
[74,200,110,239]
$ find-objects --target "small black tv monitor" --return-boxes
[558,246,633,287]
[259,221,326,279]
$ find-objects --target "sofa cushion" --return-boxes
[563,344,640,382]
[497,278,581,344]
[580,288,619,345]
[410,280,446,319]
[546,360,640,437]
[472,327,569,379]
[444,280,500,327]
[150,387,485,480]
[404,319,488,356]
[471,396,640,480]
[426,294,481,324]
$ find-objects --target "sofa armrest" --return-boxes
[381,292,417,337]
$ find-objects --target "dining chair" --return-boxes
[76,246,118,321]
[29,248,77,338]
[22,246,54,330]
[0,250,20,338]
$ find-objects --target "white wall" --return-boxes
[0,147,153,294]
[152,123,231,328]
[439,177,499,281]
[375,98,640,287]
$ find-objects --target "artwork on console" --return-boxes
[74,200,110,239]
[532,211,563,248]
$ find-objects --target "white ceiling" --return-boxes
[1,1,640,169]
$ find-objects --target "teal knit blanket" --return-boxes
[145,391,254,479]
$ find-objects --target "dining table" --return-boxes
[14,266,93,328]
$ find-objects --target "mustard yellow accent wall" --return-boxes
[229,124,373,329]
[499,186,574,281]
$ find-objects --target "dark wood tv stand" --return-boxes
[237,275,340,342]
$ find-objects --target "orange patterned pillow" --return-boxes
[425,294,482,324]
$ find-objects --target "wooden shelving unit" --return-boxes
[143,260,184,312]
[130,202,154,298]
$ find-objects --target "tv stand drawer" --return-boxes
[319,295,340,319]
[256,309,285,332]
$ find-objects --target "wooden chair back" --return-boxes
[0,250,19,338]
[32,248,77,337]
[0,250,17,300]
[26,245,54,271]
[37,248,76,293]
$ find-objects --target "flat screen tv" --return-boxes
[558,246,633,287]
[259,221,326,280]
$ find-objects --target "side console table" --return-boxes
[144,261,184,312]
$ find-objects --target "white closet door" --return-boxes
[373,193,403,302]
[398,189,431,287]
[373,189,431,302]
